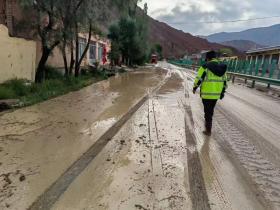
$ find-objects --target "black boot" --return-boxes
[203,121,212,136]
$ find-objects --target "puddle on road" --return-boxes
[86,69,167,141]
[157,73,184,94]
[156,73,185,109]
[51,72,192,210]
[0,68,166,210]
[94,70,166,121]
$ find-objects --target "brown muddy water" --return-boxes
[0,68,167,210]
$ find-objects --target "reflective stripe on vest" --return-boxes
[204,79,224,83]
[201,92,221,96]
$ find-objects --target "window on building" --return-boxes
[98,44,104,62]
[89,42,96,60]
[78,38,87,60]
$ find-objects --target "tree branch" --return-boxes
[50,40,60,50]
[77,21,92,68]
[75,0,85,12]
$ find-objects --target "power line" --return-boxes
[169,15,280,25]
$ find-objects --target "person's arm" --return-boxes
[193,66,206,93]
[220,73,228,99]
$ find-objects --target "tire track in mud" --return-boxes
[214,108,280,209]
[147,99,154,173]
[151,99,165,176]
[184,80,210,210]
[184,108,210,210]
[28,71,171,210]
[177,65,280,209]
[227,92,280,124]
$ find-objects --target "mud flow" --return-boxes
[1,63,280,210]
[0,68,166,210]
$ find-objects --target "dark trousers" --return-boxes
[202,99,218,131]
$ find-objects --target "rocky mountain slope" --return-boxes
[221,40,265,52]
[206,24,280,46]
[148,18,228,58]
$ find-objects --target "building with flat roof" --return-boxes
[246,46,280,67]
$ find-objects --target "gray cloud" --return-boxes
[154,0,280,35]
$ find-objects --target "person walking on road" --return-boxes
[193,51,228,136]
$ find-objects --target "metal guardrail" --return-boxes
[228,72,280,87]
[169,60,280,87]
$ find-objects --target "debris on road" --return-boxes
[0,63,280,209]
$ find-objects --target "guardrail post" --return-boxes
[267,83,271,89]
[252,80,255,88]
[232,76,235,83]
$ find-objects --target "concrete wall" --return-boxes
[35,42,71,69]
[48,46,71,68]
[0,24,36,83]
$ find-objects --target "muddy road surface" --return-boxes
[1,63,280,210]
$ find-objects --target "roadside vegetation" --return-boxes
[0,67,110,108]
[0,0,154,111]
[108,2,149,66]
[19,0,141,83]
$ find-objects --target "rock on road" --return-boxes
[0,62,280,210]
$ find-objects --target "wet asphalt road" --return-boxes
[1,63,280,210]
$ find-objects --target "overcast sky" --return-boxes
[138,0,280,36]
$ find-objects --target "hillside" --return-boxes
[148,18,228,58]
[221,40,265,52]
[102,6,238,59]
[206,24,280,46]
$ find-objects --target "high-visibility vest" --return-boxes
[194,59,227,100]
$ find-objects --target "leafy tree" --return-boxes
[20,0,63,82]
[57,0,109,77]
[56,0,87,77]
[60,0,133,77]
[108,24,121,65]
[19,0,131,81]
[133,2,149,64]
[19,0,89,82]
[108,0,149,66]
